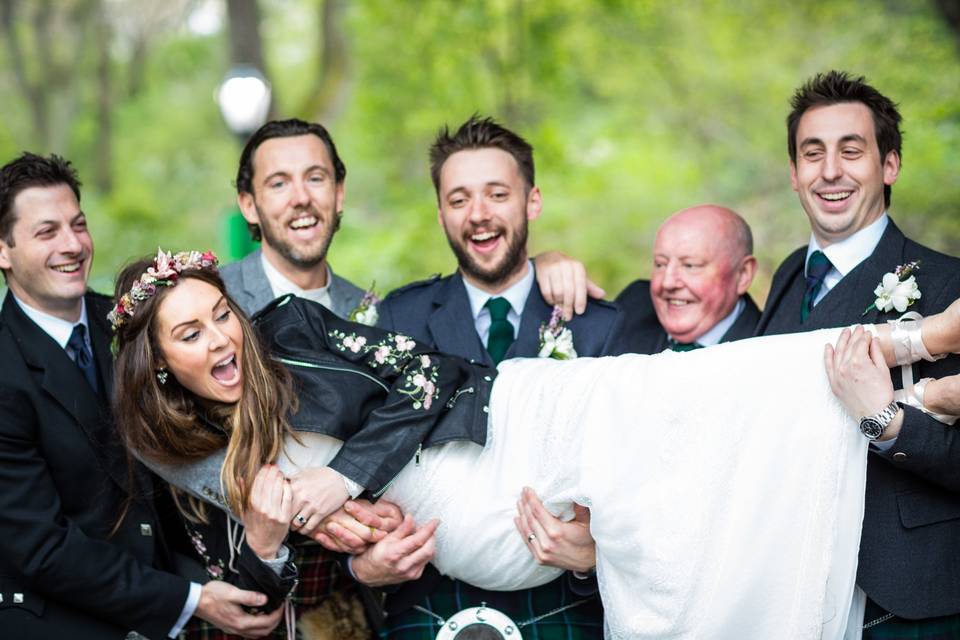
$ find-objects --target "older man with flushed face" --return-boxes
[613,204,760,354]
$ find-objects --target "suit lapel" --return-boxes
[328,269,361,319]
[426,274,490,365]
[805,222,907,328]
[756,248,805,335]
[4,295,128,488]
[509,286,554,359]
[240,250,276,313]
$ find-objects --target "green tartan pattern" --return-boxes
[180,538,354,640]
[863,613,960,640]
[380,576,603,639]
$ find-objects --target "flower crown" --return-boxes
[109,249,219,331]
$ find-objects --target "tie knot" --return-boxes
[67,323,88,353]
[806,250,832,281]
[485,297,511,322]
[669,339,703,352]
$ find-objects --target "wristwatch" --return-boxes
[858,401,901,441]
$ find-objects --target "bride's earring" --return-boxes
[156,368,168,385]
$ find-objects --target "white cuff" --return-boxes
[168,581,201,637]
[257,543,292,575]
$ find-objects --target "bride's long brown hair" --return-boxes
[112,256,296,518]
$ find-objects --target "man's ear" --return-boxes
[735,255,758,296]
[335,181,346,217]
[883,150,900,187]
[0,238,12,271]
[526,186,543,222]
[789,161,799,193]
[237,191,259,226]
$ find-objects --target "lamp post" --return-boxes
[215,65,271,260]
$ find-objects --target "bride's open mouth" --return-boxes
[211,354,240,386]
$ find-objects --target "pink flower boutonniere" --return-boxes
[863,260,922,316]
[349,285,381,326]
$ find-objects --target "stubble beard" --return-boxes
[257,204,342,269]
[447,220,529,290]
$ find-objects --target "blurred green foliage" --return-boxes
[1,0,957,302]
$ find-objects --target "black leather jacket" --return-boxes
[255,295,496,495]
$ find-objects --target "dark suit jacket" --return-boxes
[611,279,760,354]
[376,270,621,615]
[379,271,622,367]
[0,291,189,639]
[757,219,960,619]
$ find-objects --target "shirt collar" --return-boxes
[260,252,332,298]
[806,213,888,277]
[462,260,535,321]
[13,294,89,350]
[666,297,744,348]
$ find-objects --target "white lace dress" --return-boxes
[278,327,868,640]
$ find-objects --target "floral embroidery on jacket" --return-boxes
[329,330,440,410]
[186,523,227,580]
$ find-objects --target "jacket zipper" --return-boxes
[445,386,475,408]
[275,356,390,392]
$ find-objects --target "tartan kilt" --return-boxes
[863,614,960,640]
[379,575,603,640]
[181,537,370,640]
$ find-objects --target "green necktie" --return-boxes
[668,339,703,352]
[485,297,514,365]
[801,250,833,322]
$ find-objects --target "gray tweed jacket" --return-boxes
[220,248,364,318]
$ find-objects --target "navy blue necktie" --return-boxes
[67,324,99,394]
[801,250,833,322]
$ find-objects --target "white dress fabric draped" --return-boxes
[280,327,868,640]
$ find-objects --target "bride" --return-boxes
[112,249,960,639]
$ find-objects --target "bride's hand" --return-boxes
[825,327,903,439]
[287,466,350,537]
[515,487,596,574]
[242,464,293,560]
[927,297,960,355]
[921,374,960,417]
[314,499,404,554]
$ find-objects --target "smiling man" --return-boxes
[373,115,620,639]
[0,153,280,638]
[756,71,960,636]
[613,204,759,353]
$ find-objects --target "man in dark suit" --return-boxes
[614,204,760,354]
[0,153,279,638]
[223,119,364,318]
[357,115,618,639]
[757,71,960,637]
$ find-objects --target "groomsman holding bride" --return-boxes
[757,70,960,637]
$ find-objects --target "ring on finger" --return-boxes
[527,532,537,544]
[295,514,307,526]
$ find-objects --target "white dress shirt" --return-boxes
[461,260,535,345]
[804,214,888,305]
[669,298,746,348]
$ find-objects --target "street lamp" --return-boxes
[215,65,271,260]
[216,65,272,140]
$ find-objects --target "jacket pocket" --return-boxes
[897,490,960,529]
[0,578,45,617]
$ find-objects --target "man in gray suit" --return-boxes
[221,119,364,318]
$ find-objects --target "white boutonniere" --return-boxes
[349,285,381,326]
[538,306,577,359]
[863,260,922,316]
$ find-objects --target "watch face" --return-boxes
[860,418,884,440]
